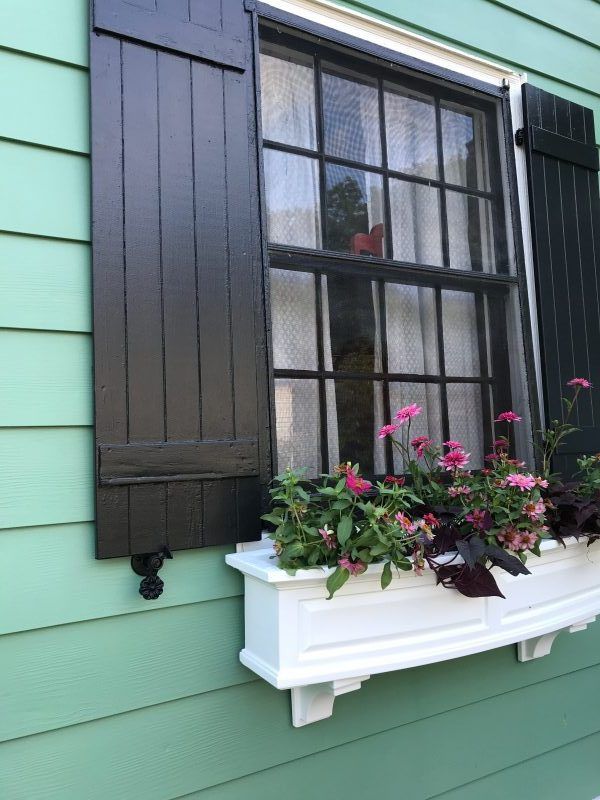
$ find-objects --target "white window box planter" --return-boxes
[226,538,600,726]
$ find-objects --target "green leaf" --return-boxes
[261,512,285,527]
[370,542,390,556]
[281,542,304,561]
[326,566,350,599]
[331,499,352,510]
[337,515,353,547]
[381,561,392,590]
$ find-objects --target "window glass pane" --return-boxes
[322,67,381,166]
[385,284,438,374]
[384,86,438,179]
[389,382,442,472]
[322,275,381,373]
[447,383,485,468]
[264,149,321,248]
[275,379,320,475]
[446,191,495,272]
[271,269,317,370]
[441,102,489,190]
[325,164,384,254]
[390,179,443,266]
[442,290,481,377]
[260,45,317,150]
[326,380,385,474]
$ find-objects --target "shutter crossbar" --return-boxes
[99,440,259,485]
[530,125,599,171]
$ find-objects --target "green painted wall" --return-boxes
[1,1,599,798]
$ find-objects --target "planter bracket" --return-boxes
[291,676,370,727]
[518,616,596,661]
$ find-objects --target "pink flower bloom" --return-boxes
[439,450,470,471]
[411,435,432,458]
[444,440,463,450]
[394,403,422,423]
[522,500,545,521]
[345,472,373,495]
[423,512,440,528]
[448,484,472,498]
[498,525,524,551]
[534,476,549,488]
[505,473,536,491]
[494,438,508,450]
[495,411,522,423]
[520,531,539,548]
[384,475,405,486]
[319,527,337,550]
[465,508,492,531]
[485,452,500,462]
[378,423,399,439]
[338,554,366,575]
[395,512,417,533]
[567,377,592,388]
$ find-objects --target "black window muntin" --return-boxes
[260,25,518,477]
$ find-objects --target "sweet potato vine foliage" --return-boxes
[263,381,600,599]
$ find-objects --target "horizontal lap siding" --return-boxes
[1,1,600,799]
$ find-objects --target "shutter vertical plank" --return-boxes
[91,34,130,556]
[522,83,600,474]
[192,61,233,439]
[91,0,270,558]
[166,481,203,550]
[158,52,201,442]
[122,42,165,443]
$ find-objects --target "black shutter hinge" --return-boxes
[515,128,526,147]
[244,0,257,11]
[131,546,173,600]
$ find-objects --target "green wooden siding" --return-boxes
[1,1,599,798]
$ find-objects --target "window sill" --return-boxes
[226,538,600,726]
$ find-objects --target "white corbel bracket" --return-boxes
[518,617,597,662]
[291,676,370,727]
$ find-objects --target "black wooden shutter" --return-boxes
[521,85,600,476]
[91,0,271,558]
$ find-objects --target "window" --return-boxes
[260,27,519,477]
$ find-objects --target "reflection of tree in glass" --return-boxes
[326,177,368,252]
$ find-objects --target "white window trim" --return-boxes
[238,0,544,554]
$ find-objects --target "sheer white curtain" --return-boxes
[261,48,321,249]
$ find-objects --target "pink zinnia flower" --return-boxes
[494,438,508,450]
[466,508,491,531]
[338,554,366,575]
[534,476,549,488]
[495,411,522,423]
[345,472,373,495]
[439,450,470,471]
[444,440,463,450]
[522,500,545,521]
[395,512,417,533]
[520,531,539,548]
[505,473,536,491]
[423,512,440,528]
[448,484,472,497]
[384,475,405,486]
[498,525,524,550]
[411,435,432,458]
[378,423,399,439]
[394,403,422,423]
[567,377,592,388]
[319,527,337,550]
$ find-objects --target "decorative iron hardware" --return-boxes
[515,127,526,146]
[131,547,173,600]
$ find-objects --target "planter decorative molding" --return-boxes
[226,538,600,726]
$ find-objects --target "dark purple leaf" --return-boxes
[485,544,531,576]
[453,563,505,599]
